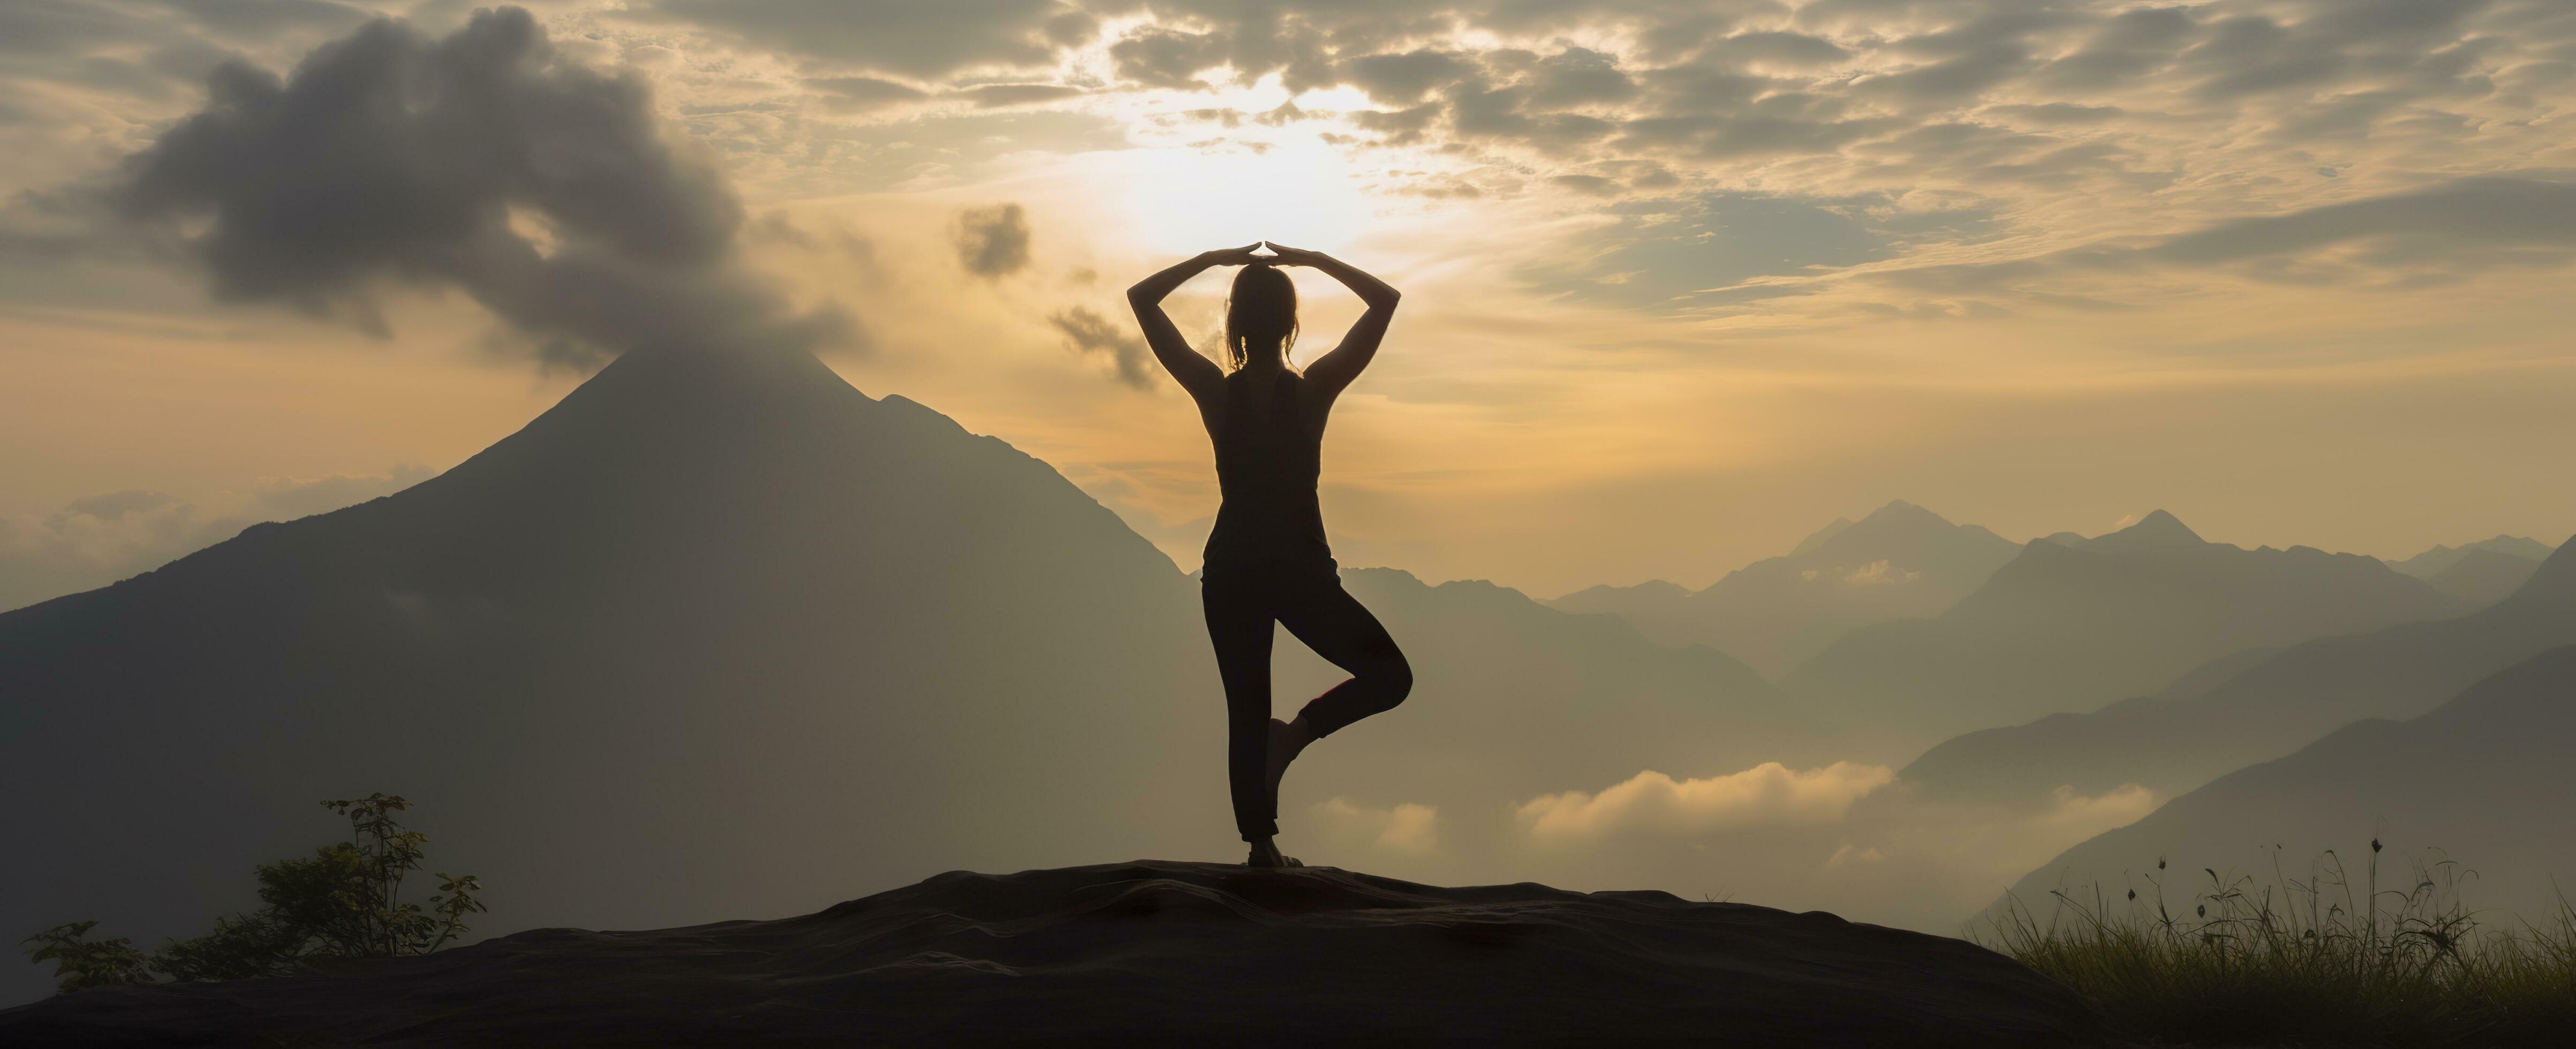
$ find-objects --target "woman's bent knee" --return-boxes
[1374,653,1414,708]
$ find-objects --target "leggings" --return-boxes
[1200,558,1413,842]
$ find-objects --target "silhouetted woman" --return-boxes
[1129,242,1414,869]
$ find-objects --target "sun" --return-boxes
[1062,134,1380,259]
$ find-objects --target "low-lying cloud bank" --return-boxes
[1514,762,1896,841]
[1411,758,2172,931]
[1310,797,1441,857]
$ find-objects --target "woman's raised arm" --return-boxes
[1263,243,1399,398]
[1128,244,1263,405]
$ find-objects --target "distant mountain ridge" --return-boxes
[2424,546,2548,607]
[1785,510,2466,749]
[2389,535,2556,579]
[1901,538,2576,806]
[1995,644,2576,929]
[1289,568,1811,827]
[1547,500,2021,678]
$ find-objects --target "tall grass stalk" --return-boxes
[1981,845,2576,1046]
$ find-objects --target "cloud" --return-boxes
[1880,176,2576,298]
[0,467,435,613]
[1515,762,1895,842]
[953,202,1032,278]
[2146,176,2576,268]
[807,75,930,112]
[1111,26,1229,90]
[1310,797,1440,856]
[649,0,1095,78]
[95,6,851,370]
[1521,191,1993,309]
[2027,783,2158,837]
[954,83,1086,108]
[1800,559,1922,587]
[1341,49,1476,105]
[1047,305,1152,388]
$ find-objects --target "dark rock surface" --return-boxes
[0,860,2102,1046]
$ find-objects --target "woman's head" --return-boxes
[1224,263,1299,371]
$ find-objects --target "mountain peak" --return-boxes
[2085,509,2205,553]
[1817,501,1966,551]
[1861,500,1947,526]
[2132,508,2194,534]
[2505,536,2576,606]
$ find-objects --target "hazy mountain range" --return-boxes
[1783,511,2467,748]
[1997,643,2576,929]
[2388,535,2557,579]
[1898,539,2576,807]
[1275,568,1818,816]
[1547,501,2020,678]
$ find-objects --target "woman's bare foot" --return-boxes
[1245,838,1303,869]
[1265,717,1315,808]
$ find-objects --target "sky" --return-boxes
[5,0,2575,603]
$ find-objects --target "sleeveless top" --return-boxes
[1204,368,1332,566]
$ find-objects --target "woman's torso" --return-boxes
[1204,368,1331,566]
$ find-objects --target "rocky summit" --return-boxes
[0,860,2102,1046]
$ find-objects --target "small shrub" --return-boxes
[22,793,485,995]
[19,922,153,992]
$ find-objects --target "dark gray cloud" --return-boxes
[1520,47,1638,108]
[1111,26,1230,90]
[1342,49,1476,105]
[103,6,851,370]
[953,202,1032,278]
[1047,305,1153,388]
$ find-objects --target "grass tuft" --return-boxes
[1980,845,2576,1046]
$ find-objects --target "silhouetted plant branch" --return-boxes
[21,793,485,995]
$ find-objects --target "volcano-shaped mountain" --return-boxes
[0,346,1228,1007]
[1784,511,2463,750]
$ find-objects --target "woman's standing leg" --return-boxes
[1200,572,1280,842]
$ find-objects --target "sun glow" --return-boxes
[1069,136,1384,257]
